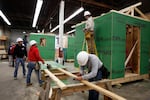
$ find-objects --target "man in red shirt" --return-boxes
[26,40,45,86]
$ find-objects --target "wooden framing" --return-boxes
[57,68,126,100]
[119,2,149,20]
[125,25,140,74]
[44,69,67,89]
[41,69,126,100]
[51,80,112,100]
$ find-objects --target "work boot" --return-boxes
[23,75,26,78]
[26,83,32,87]
[14,77,17,80]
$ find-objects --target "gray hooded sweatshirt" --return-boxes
[80,54,103,80]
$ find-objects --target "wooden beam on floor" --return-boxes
[112,74,149,85]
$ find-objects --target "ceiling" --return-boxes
[0,0,150,33]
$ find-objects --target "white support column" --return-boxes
[59,0,64,48]
[58,0,65,64]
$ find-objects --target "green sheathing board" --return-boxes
[74,24,85,67]
[94,13,113,78]
[74,11,150,79]
[111,13,126,78]
[29,33,55,60]
[66,36,75,60]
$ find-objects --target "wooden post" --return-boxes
[104,81,113,100]
[39,78,51,100]
[54,89,62,100]
[44,69,67,89]
[57,68,126,100]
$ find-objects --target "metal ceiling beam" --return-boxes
[75,0,116,10]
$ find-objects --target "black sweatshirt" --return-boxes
[13,44,27,58]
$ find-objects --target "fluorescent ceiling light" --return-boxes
[50,7,84,32]
[64,7,84,23]
[0,10,11,25]
[50,25,59,33]
[23,31,26,34]
[66,29,76,34]
[32,0,43,27]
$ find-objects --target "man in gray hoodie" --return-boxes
[76,51,109,100]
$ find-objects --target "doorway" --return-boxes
[125,25,140,75]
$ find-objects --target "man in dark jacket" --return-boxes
[13,37,27,80]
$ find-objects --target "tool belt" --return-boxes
[35,62,40,70]
[85,30,94,39]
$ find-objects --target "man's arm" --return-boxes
[82,60,99,80]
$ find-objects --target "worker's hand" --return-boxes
[26,57,28,62]
[42,61,45,64]
[23,56,26,61]
[83,28,87,33]
[75,76,83,81]
[76,73,82,76]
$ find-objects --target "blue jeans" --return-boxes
[26,62,43,84]
[88,69,102,100]
[14,58,26,77]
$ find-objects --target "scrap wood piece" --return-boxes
[57,68,126,100]
[44,69,67,89]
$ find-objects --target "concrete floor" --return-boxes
[0,60,150,100]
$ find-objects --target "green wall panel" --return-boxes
[66,36,75,60]
[29,33,55,60]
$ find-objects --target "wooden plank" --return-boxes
[0,36,7,40]
[44,69,67,89]
[54,89,62,100]
[57,68,126,100]
[119,2,142,13]
[112,74,149,85]
[44,71,79,80]
[125,40,138,66]
[53,80,111,95]
[135,7,149,20]
[0,45,5,49]
[0,50,7,55]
